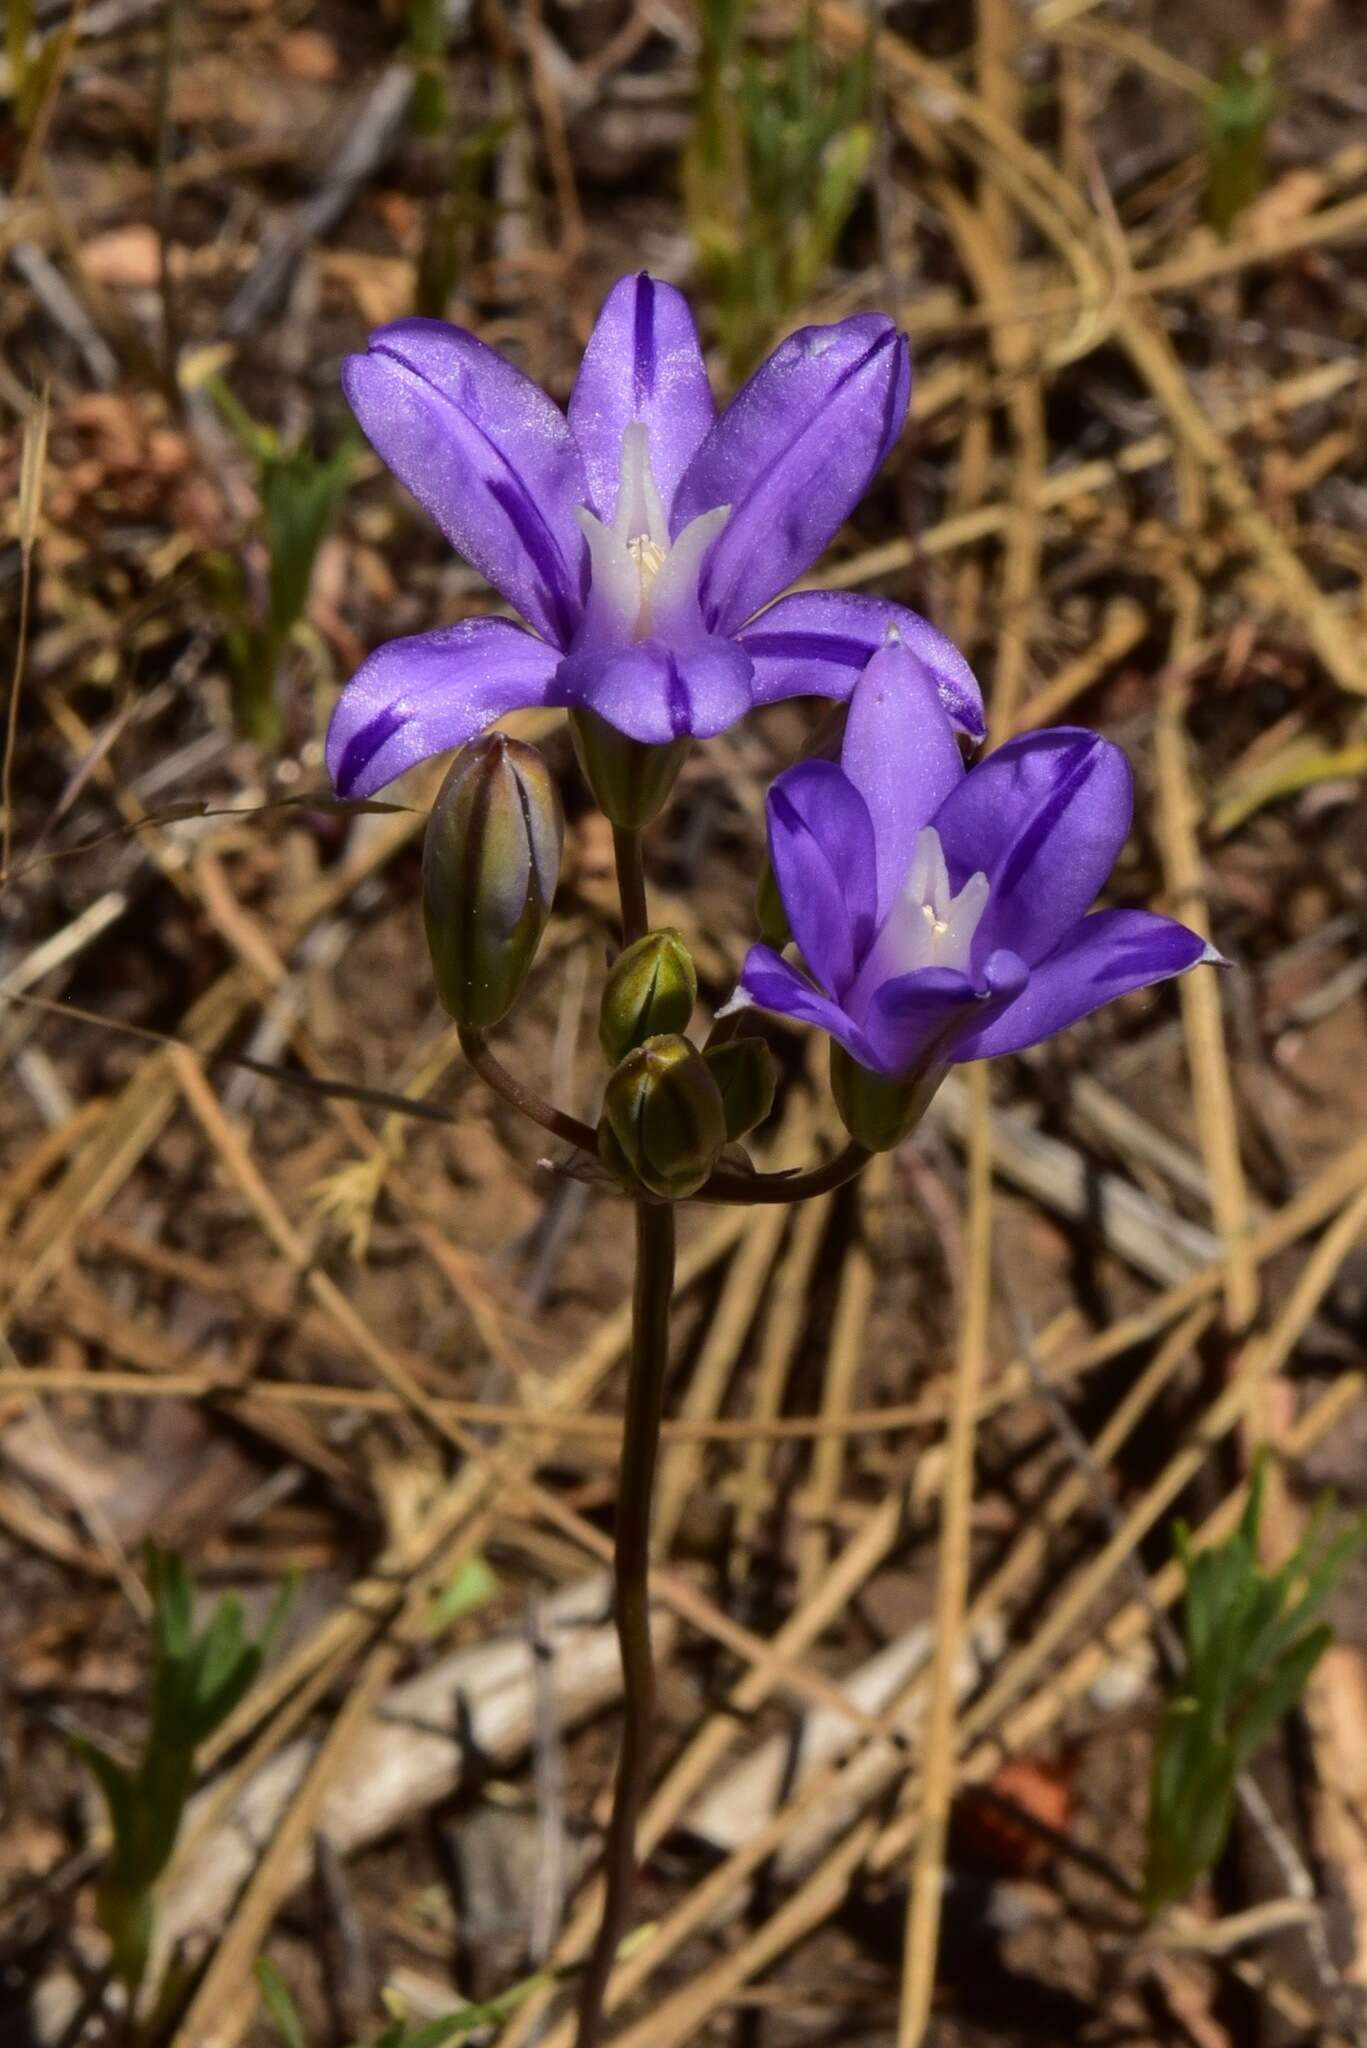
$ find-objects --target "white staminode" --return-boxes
[576,424,729,642]
[848,827,989,1013]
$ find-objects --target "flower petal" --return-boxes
[863,950,1029,1076]
[932,728,1134,967]
[568,273,716,523]
[738,591,985,738]
[326,618,560,797]
[344,320,586,648]
[840,640,967,926]
[766,760,877,998]
[674,316,911,632]
[952,912,1217,1059]
[736,944,880,1069]
[556,636,754,743]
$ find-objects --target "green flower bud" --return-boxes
[703,1036,777,1140]
[423,733,563,1028]
[570,707,688,828]
[600,1034,727,1201]
[830,1042,944,1153]
[599,929,698,1067]
[755,857,792,950]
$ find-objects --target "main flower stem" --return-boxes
[611,825,649,946]
[574,1194,674,2048]
[575,817,671,2048]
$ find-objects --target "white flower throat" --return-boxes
[891,827,988,973]
[576,424,729,643]
[850,826,989,1011]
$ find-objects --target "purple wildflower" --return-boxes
[326,274,983,798]
[736,638,1220,1077]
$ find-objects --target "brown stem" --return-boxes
[457,1027,598,1155]
[612,825,649,946]
[697,1138,871,1205]
[573,1195,675,2047]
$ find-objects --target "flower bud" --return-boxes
[703,1036,777,1140]
[600,1034,727,1201]
[570,708,688,828]
[599,929,698,1067]
[830,1043,943,1153]
[423,733,563,1028]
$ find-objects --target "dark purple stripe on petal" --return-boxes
[952,911,1213,1060]
[932,727,1133,966]
[741,629,873,668]
[673,316,911,633]
[485,475,579,648]
[567,275,715,521]
[325,616,560,798]
[994,737,1102,902]
[345,326,585,649]
[335,704,408,798]
[632,272,656,411]
[665,651,691,736]
[738,592,986,738]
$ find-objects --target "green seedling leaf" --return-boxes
[686,0,872,376]
[424,1555,499,1636]
[256,1959,308,2048]
[1144,1459,1365,1916]
[73,1549,298,2010]
[200,378,353,744]
[263,442,354,642]
[1204,46,1277,237]
[70,1737,136,1852]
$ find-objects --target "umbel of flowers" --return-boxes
[329,273,1218,2047]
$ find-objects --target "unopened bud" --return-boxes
[830,1042,943,1153]
[703,1036,777,1140]
[600,929,697,1066]
[423,733,563,1028]
[570,708,688,828]
[600,1034,727,1201]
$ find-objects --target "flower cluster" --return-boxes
[329,271,1217,1170]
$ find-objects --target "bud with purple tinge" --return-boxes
[423,733,563,1029]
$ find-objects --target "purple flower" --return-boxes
[327,274,983,798]
[736,638,1220,1077]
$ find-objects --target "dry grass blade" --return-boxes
[1155,674,1258,1331]
[899,1063,992,2046]
[2,382,49,884]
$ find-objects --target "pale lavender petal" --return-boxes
[556,636,754,744]
[326,618,559,797]
[932,728,1134,967]
[737,945,880,1069]
[568,274,716,522]
[674,317,911,633]
[840,640,967,926]
[344,320,586,648]
[739,591,985,738]
[952,912,1216,1060]
[862,950,1029,1076]
[766,760,877,998]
